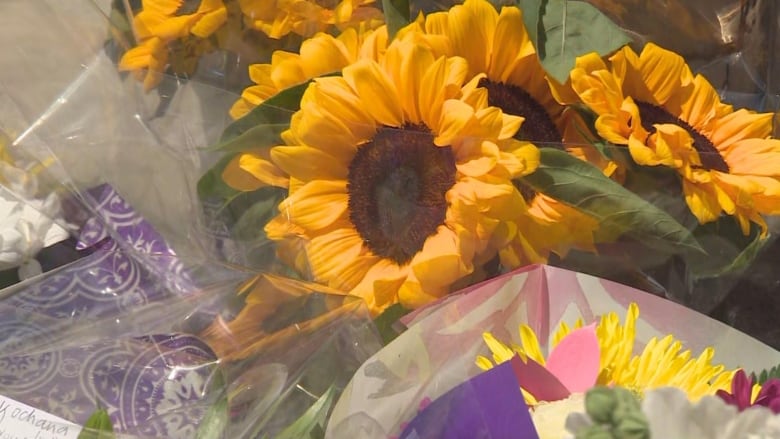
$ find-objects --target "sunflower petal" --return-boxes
[271,145,349,180]
[306,228,374,288]
[343,59,404,126]
[446,0,498,76]
[411,226,473,289]
[277,180,349,231]
[489,6,535,81]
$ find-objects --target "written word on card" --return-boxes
[0,395,81,439]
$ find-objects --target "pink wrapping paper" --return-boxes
[326,264,780,438]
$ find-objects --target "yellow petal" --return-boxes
[398,276,446,310]
[343,59,404,126]
[710,110,774,151]
[678,74,722,130]
[270,51,308,90]
[631,43,691,105]
[410,226,473,289]
[290,103,361,162]
[447,0,498,76]
[435,99,476,146]
[298,33,353,77]
[277,180,349,231]
[489,6,535,81]
[306,228,375,289]
[271,145,349,180]
[419,56,469,129]
[483,332,516,364]
[519,324,545,366]
[191,7,227,37]
[682,179,722,224]
[724,138,780,177]
[350,260,408,314]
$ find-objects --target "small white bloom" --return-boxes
[0,160,69,274]
[642,388,780,439]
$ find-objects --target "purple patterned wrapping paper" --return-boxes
[0,184,220,437]
[5,184,194,320]
[0,322,217,437]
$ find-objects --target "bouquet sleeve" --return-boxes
[327,264,780,438]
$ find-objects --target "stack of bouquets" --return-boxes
[183,0,780,344]
[2,0,780,437]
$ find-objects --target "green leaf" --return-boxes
[208,123,288,154]
[373,303,411,345]
[195,396,229,439]
[383,0,411,40]
[197,153,241,200]
[688,219,769,279]
[515,0,543,49]
[753,363,780,385]
[220,81,310,144]
[77,407,114,439]
[275,386,337,439]
[231,186,288,240]
[537,0,631,83]
[520,148,703,255]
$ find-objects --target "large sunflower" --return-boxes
[567,43,780,234]
[255,34,539,314]
[229,24,389,119]
[119,0,228,90]
[238,0,383,39]
[423,0,611,265]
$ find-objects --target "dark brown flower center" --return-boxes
[314,0,341,9]
[635,101,729,173]
[347,125,456,265]
[176,0,201,15]
[479,78,562,203]
[478,78,562,146]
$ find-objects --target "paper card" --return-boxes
[0,394,80,439]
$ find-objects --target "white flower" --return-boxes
[0,160,69,274]
[642,387,780,439]
[564,387,780,439]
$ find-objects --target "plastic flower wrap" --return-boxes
[0,180,384,438]
[0,135,71,284]
[113,0,384,92]
[326,265,780,438]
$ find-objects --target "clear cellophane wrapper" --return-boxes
[1,0,780,436]
[0,3,383,438]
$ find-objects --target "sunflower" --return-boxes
[423,0,611,264]
[478,303,736,401]
[229,24,389,119]
[251,34,538,315]
[238,0,383,39]
[566,42,780,234]
[119,0,228,90]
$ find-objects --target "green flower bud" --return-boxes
[575,425,615,439]
[585,386,618,424]
[614,412,650,439]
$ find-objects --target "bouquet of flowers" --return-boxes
[327,265,780,438]
[187,0,780,341]
[1,0,780,437]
